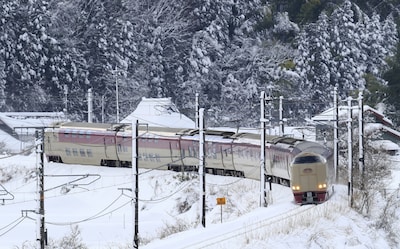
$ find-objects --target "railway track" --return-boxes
[193,188,338,249]
[194,205,315,249]
[142,203,318,249]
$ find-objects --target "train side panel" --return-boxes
[44,126,296,182]
[45,122,332,194]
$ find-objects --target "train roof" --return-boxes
[47,122,330,153]
[48,121,307,143]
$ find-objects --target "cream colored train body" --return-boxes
[45,122,332,189]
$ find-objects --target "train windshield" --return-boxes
[293,155,322,164]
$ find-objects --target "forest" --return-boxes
[0,0,399,126]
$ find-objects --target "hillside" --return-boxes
[1,0,400,126]
[1,152,399,248]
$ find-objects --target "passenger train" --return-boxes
[44,122,333,204]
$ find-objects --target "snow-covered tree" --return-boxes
[295,0,397,116]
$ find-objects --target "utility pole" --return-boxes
[260,91,268,207]
[14,126,48,247]
[333,86,339,183]
[36,128,46,249]
[132,119,139,248]
[347,97,353,207]
[115,67,120,123]
[358,91,364,189]
[266,94,272,136]
[63,84,68,114]
[195,93,199,129]
[87,89,93,123]
[199,108,206,227]
[279,96,284,136]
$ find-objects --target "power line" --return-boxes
[0,216,27,237]
[45,194,130,226]
[0,146,35,160]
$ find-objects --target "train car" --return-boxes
[44,122,331,187]
[290,151,332,204]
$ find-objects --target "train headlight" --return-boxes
[318,183,327,189]
[292,186,300,191]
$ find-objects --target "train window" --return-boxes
[303,168,313,173]
[80,149,86,157]
[181,149,185,158]
[72,148,78,156]
[294,155,321,164]
[79,133,84,138]
[86,149,93,157]
[64,129,71,137]
[188,147,194,157]
[65,148,71,156]
[188,147,197,157]
[86,132,91,139]
[117,144,122,152]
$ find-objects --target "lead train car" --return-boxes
[290,151,333,204]
[44,122,332,185]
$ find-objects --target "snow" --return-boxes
[312,105,393,127]
[0,132,399,248]
[0,112,67,130]
[120,97,195,129]
[370,140,400,151]
[210,126,316,141]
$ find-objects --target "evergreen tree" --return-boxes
[295,0,398,116]
[383,42,400,125]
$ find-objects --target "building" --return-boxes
[312,105,400,155]
[121,97,195,129]
[0,112,67,140]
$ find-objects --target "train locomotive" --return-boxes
[290,151,334,204]
[44,122,333,202]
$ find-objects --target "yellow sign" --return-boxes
[216,197,226,205]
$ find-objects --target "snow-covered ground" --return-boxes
[0,137,399,248]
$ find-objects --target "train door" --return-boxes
[299,165,317,191]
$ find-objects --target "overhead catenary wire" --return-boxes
[0,167,187,207]
[45,193,130,226]
[0,216,27,237]
[0,146,35,160]
[2,174,197,227]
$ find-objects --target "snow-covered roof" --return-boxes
[121,97,195,129]
[0,112,67,135]
[382,125,400,139]
[370,140,400,151]
[211,126,316,141]
[312,105,393,126]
